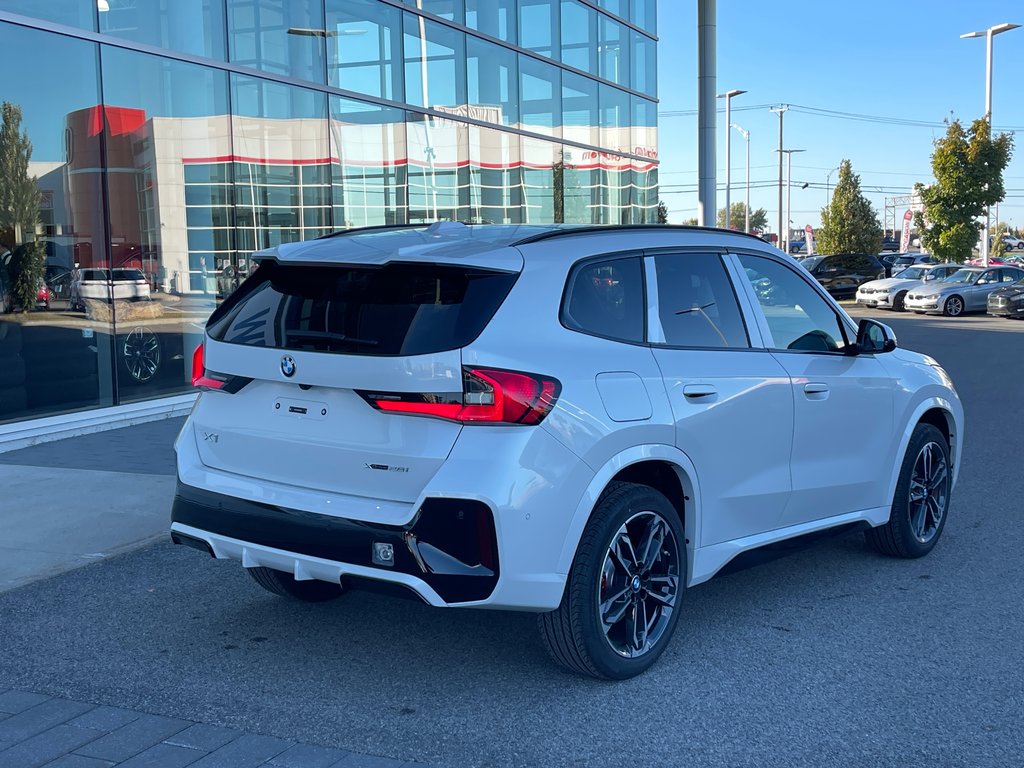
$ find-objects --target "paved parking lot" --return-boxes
[0,309,1021,767]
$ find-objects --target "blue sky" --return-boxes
[656,0,1024,231]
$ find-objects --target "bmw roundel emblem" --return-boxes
[280,355,296,378]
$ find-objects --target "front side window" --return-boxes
[562,256,644,343]
[650,254,748,349]
[943,269,980,285]
[739,255,849,353]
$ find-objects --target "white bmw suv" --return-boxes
[172,223,963,679]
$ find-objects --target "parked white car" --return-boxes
[171,223,963,679]
[71,268,151,308]
[998,235,1024,251]
[856,263,960,311]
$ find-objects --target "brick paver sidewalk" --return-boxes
[0,689,430,768]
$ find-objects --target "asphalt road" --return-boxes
[1,310,1022,768]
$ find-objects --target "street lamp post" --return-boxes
[778,149,805,253]
[732,124,750,232]
[717,89,746,229]
[961,22,1020,267]
[825,165,841,206]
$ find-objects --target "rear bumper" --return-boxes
[171,482,499,605]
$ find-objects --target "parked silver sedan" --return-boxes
[856,263,959,311]
[904,266,1024,316]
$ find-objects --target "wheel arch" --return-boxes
[884,398,962,514]
[556,445,701,587]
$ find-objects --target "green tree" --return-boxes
[682,217,699,226]
[656,200,668,224]
[0,101,45,311]
[991,221,1009,259]
[716,202,767,233]
[915,118,1013,263]
[817,160,882,255]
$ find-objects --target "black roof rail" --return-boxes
[511,224,771,247]
[315,222,433,240]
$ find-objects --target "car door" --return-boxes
[647,251,793,546]
[970,269,1001,310]
[734,253,895,527]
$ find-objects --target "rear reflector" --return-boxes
[360,367,560,425]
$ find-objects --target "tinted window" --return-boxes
[208,261,517,356]
[562,257,644,343]
[651,254,748,348]
[739,255,849,353]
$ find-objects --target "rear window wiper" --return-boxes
[285,330,379,346]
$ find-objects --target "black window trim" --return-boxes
[729,248,857,357]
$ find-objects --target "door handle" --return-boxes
[803,382,829,395]
[683,384,718,399]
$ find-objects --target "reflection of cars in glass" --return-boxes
[987,276,1024,318]
[905,266,1024,316]
[70,267,151,308]
[170,223,963,681]
[856,263,959,311]
[800,253,886,298]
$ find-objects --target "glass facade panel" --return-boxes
[631,0,656,33]
[560,0,596,75]
[465,0,515,44]
[596,0,625,19]
[403,12,466,110]
[631,29,656,96]
[0,0,94,29]
[101,47,228,402]
[562,71,599,148]
[467,36,518,128]
[520,55,560,138]
[406,113,469,222]
[1,1,657,425]
[402,0,463,24]
[326,0,404,101]
[0,23,113,423]
[598,14,630,87]
[330,97,406,227]
[519,0,558,59]
[468,124,522,224]
[599,82,629,153]
[99,0,227,60]
[227,0,326,83]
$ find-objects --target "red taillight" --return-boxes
[363,367,560,425]
[191,343,225,390]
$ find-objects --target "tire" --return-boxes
[865,423,951,558]
[538,482,685,680]
[893,291,908,312]
[247,567,345,602]
[943,295,965,317]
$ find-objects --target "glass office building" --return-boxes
[0,0,657,427]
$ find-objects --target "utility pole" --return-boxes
[696,1,717,227]
[778,149,804,253]
[770,105,788,248]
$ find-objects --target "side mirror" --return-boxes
[851,318,897,355]
[977,279,988,285]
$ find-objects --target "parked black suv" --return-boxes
[800,253,886,298]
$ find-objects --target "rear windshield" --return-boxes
[207,261,518,356]
[112,269,145,281]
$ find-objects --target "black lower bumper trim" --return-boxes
[171,482,499,603]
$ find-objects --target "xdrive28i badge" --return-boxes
[280,355,296,378]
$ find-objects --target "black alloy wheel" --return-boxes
[120,326,161,384]
[893,291,907,312]
[539,482,685,679]
[866,423,951,558]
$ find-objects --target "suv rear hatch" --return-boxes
[195,254,520,504]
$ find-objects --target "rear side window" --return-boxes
[562,256,644,343]
[652,253,748,348]
[207,261,518,356]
